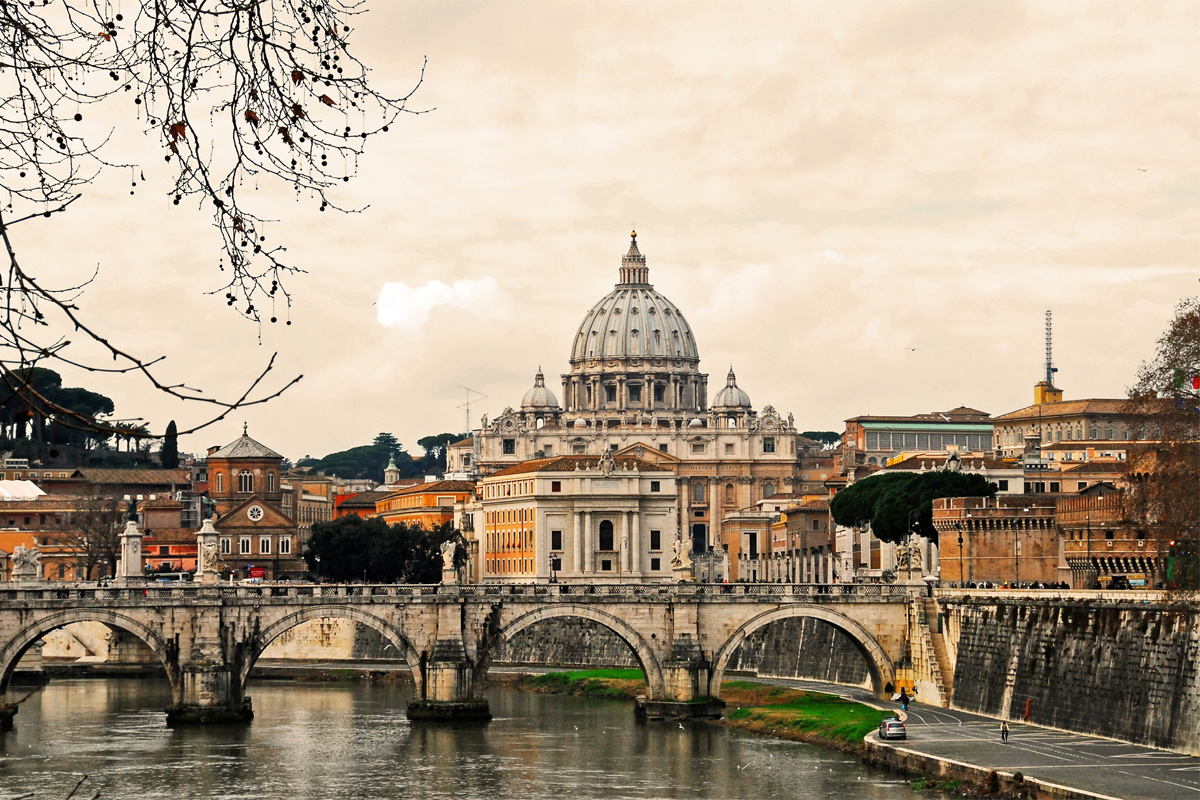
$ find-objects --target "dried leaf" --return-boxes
[291,70,304,84]
[290,103,306,120]
[97,32,111,41]
[168,122,187,141]
[319,94,335,106]
[244,109,260,126]
[278,126,293,146]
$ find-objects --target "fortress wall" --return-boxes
[945,597,1200,755]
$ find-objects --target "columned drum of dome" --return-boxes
[562,232,708,427]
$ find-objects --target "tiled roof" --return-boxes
[209,433,282,460]
[379,480,476,500]
[74,468,192,486]
[846,407,991,424]
[336,491,390,508]
[1059,461,1128,475]
[449,436,474,448]
[992,399,1134,422]
[487,455,670,477]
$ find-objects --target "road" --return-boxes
[742,676,1199,800]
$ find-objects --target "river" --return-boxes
[0,678,911,799]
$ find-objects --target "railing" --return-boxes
[0,581,916,603]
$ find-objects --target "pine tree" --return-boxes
[160,420,180,469]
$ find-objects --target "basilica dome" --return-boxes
[712,368,752,409]
[520,368,560,409]
[569,233,700,364]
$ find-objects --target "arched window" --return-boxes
[267,472,276,492]
[598,520,614,551]
[691,481,705,503]
[763,482,775,498]
[724,483,734,505]
[238,470,253,492]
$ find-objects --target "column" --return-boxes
[617,376,626,409]
[572,511,583,576]
[583,511,593,574]
[621,512,631,575]
[630,510,641,577]
[707,479,720,552]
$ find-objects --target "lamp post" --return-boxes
[548,554,558,584]
[955,522,965,586]
[314,554,321,584]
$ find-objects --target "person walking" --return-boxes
[1001,721,1009,744]
[899,688,909,712]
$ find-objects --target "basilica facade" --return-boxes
[448,233,817,572]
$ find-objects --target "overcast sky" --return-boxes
[24,1,1200,463]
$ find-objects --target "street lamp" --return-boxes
[314,554,321,584]
[548,554,558,583]
[955,522,964,586]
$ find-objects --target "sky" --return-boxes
[19,0,1200,463]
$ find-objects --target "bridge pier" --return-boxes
[0,697,15,731]
[636,633,724,720]
[165,663,253,725]
[407,597,490,721]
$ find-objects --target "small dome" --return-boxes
[521,368,560,409]
[712,368,752,409]
[573,418,589,429]
[688,417,704,428]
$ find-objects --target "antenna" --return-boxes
[455,385,487,431]
[1044,309,1058,387]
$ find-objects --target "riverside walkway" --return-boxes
[758,677,1198,800]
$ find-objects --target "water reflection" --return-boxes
[0,679,909,799]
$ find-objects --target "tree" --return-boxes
[417,432,463,473]
[44,491,124,580]
[830,469,996,545]
[373,433,401,456]
[801,431,842,445]
[0,1,426,443]
[1126,297,1199,589]
[160,420,180,469]
[297,439,415,483]
[304,516,461,583]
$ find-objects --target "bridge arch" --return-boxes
[479,604,665,699]
[709,605,895,698]
[240,606,424,697]
[0,609,177,696]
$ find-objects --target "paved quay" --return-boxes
[748,677,1199,800]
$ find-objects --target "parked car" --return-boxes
[878,718,906,740]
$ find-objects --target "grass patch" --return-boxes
[521,669,646,699]
[909,778,963,792]
[720,682,888,750]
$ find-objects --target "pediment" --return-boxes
[216,496,295,529]
[614,443,681,465]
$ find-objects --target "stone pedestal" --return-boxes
[10,544,42,584]
[642,634,724,720]
[195,519,220,585]
[165,664,254,725]
[115,521,145,585]
[406,599,490,721]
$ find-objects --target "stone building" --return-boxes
[1056,487,1163,589]
[842,406,993,468]
[207,427,304,580]
[992,384,1153,461]
[374,480,476,529]
[932,495,1059,585]
[447,233,813,566]
[478,453,675,583]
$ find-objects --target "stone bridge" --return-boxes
[0,582,912,725]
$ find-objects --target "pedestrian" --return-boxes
[1001,721,1009,744]
[899,688,908,711]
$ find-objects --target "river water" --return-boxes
[0,678,911,799]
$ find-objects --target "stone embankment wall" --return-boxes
[725,616,872,688]
[259,619,390,661]
[945,596,1199,755]
[490,618,639,668]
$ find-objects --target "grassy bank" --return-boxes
[518,668,646,699]
[719,680,889,752]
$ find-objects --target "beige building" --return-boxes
[479,453,676,583]
[449,233,816,567]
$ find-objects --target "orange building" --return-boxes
[374,480,476,529]
[333,491,390,520]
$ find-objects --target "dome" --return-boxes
[569,233,700,363]
[572,418,589,429]
[712,368,752,409]
[520,368,560,409]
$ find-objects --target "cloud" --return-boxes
[376,276,507,331]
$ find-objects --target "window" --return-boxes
[573,444,586,454]
[605,385,616,402]
[610,444,618,452]
[551,530,563,551]
[654,384,664,402]
[551,481,562,493]
[159,546,170,555]
[238,470,253,492]
[599,520,614,551]
[650,480,660,492]
[503,439,516,455]
[279,537,290,554]
[659,443,668,452]
[260,536,272,554]
[996,479,1009,491]
[725,443,735,454]
[601,559,612,571]
[221,538,231,554]
[763,482,775,498]
[691,443,705,454]
[691,481,705,503]
[650,529,661,550]
[215,472,224,492]
[812,519,820,531]
[1077,481,1088,491]
[650,558,660,571]
[763,437,775,454]
[267,472,276,492]
[725,483,734,504]
[239,537,251,555]
[1049,482,1060,493]
[629,385,641,402]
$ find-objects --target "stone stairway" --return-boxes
[924,597,955,706]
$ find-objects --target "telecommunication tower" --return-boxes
[455,385,487,432]
[1044,309,1058,387]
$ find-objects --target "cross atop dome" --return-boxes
[619,230,650,286]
